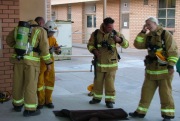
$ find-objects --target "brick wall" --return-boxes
[174,0,180,51]
[71,3,83,43]
[53,5,68,20]
[52,0,180,51]
[47,0,51,20]
[129,0,157,47]
[0,0,19,92]
[106,0,120,31]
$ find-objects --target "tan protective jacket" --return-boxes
[134,25,178,80]
[6,21,52,66]
[87,24,129,72]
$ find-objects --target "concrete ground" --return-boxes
[0,43,180,121]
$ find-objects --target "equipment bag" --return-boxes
[53,108,128,121]
[0,91,11,103]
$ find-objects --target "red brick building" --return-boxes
[0,0,51,93]
[51,0,180,49]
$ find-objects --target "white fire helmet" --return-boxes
[44,20,58,32]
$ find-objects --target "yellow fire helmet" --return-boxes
[87,84,94,92]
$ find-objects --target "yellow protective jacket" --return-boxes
[87,24,129,72]
[134,25,179,80]
[6,21,52,66]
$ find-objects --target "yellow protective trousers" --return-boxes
[37,57,55,105]
[136,74,175,117]
[93,71,116,102]
[12,63,40,110]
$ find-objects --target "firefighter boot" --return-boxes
[45,103,54,109]
[89,98,101,104]
[129,111,145,118]
[13,104,24,112]
[162,115,173,121]
[105,102,114,108]
[37,104,44,109]
[162,118,171,121]
[23,109,41,117]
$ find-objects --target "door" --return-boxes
[121,0,130,41]
[85,14,96,43]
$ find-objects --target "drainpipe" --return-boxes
[103,0,107,19]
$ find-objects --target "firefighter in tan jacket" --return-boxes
[129,17,178,121]
[37,21,61,109]
[6,19,52,117]
[87,17,129,108]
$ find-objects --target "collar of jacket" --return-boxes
[148,25,164,36]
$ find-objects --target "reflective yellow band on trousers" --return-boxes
[37,86,44,91]
[94,93,103,98]
[161,109,175,113]
[105,95,115,100]
[138,106,148,112]
[45,86,54,90]
[146,69,168,75]
[24,103,37,108]
[13,98,24,104]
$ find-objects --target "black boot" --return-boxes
[89,98,101,104]
[23,109,41,117]
[45,103,54,109]
[129,111,145,118]
[37,104,44,109]
[13,104,24,112]
[105,102,114,108]
[162,118,171,121]
[162,115,174,121]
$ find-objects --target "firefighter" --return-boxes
[129,17,178,121]
[6,18,52,117]
[87,17,129,108]
[37,21,61,109]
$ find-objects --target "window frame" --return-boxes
[158,0,176,29]
[67,4,71,21]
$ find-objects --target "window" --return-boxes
[67,5,71,20]
[87,15,96,28]
[158,0,176,28]
[51,11,56,21]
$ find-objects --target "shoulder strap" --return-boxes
[94,29,99,49]
[161,30,166,51]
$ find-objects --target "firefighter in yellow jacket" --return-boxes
[129,17,178,121]
[6,18,52,117]
[87,17,129,108]
[37,21,61,109]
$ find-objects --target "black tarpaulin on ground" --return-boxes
[53,108,129,121]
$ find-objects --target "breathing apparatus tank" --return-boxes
[14,21,30,57]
